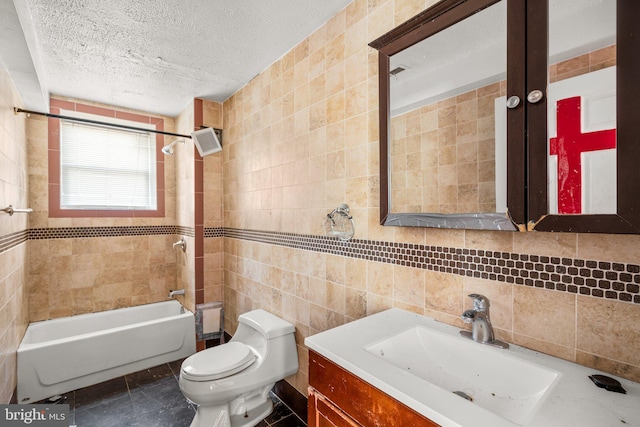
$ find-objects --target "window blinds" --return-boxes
[60,120,157,210]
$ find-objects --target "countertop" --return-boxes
[305,308,640,427]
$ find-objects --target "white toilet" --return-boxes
[179,309,298,427]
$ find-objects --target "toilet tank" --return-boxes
[238,309,295,339]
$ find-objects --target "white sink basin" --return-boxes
[365,326,560,425]
[306,309,639,427]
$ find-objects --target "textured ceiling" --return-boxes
[13,0,351,116]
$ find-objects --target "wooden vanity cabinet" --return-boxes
[309,390,361,427]
[308,350,439,427]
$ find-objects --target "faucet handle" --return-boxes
[468,293,490,311]
[461,309,476,324]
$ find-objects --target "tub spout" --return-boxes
[169,289,185,298]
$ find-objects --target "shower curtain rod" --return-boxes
[13,107,193,139]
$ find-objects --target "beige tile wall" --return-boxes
[221,0,639,397]
[202,100,224,305]
[26,98,180,320]
[27,234,179,320]
[175,101,196,311]
[170,99,224,313]
[0,68,29,403]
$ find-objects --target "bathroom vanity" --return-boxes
[305,309,640,427]
[308,350,437,426]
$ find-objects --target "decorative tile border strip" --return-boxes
[3,226,637,305]
[28,225,180,239]
[2,225,199,251]
[222,228,640,305]
[0,230,29,254]
[0,225,199,244]
[176,226,195,238]
[204,227,224,238]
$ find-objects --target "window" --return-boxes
[60,120,156,210]
[48,99,165,218]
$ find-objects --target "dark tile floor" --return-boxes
[40,359,306,427]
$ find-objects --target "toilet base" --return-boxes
[188,401,273,427]
[189,405,231,427]
[188,385,275,427]
[230,399,273,427]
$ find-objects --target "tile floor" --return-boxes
[40,359,306,427]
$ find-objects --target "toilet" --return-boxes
[179,309,298,427]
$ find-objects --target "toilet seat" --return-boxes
[181,342,256,382]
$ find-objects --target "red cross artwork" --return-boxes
[549,96,616,214]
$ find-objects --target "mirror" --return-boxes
[371,0,637,233]
[389,1,506,216]
[526,0,640,233]
[371,0,516,230]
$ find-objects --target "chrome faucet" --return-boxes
[460,294,509,349]
[173,238,187,253]
[169,289,185,298]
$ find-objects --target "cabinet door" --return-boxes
[370,0,527,231]
[525,0,640,233]
[308,350,440,427]
[309,388,362,427]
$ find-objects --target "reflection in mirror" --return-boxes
[546,0,616,215]
[388,1,506,215]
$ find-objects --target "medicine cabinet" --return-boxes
[370,0,640,233]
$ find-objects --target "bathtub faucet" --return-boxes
[169,289,185,298]
[173,238,187,253]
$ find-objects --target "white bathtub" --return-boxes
[17,300,196,403]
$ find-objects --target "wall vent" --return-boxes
[191,127,222,157]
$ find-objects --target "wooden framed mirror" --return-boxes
[371,0,640,234]
[525,0,640,233]
[370,0,520,231]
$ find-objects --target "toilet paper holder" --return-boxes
[195,301,224,342]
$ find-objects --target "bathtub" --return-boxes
[17,300,196,403]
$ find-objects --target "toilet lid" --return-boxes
[181,342,256,382]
